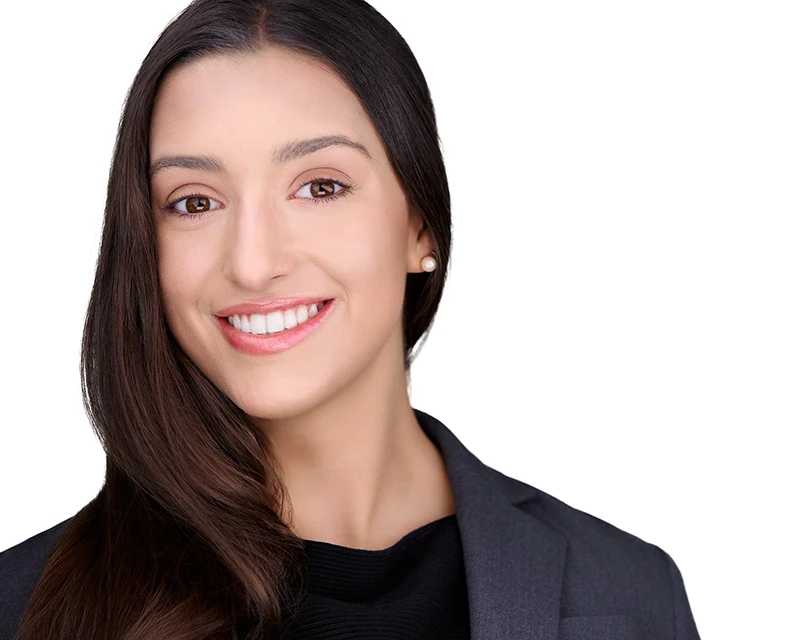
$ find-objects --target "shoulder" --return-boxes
[0,519,72,639]
[485,465,700,636]
[527,481,674,577]
[484,463,663,550]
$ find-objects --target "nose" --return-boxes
[222,197,294,291]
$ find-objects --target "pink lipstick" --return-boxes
[215,298,336,356]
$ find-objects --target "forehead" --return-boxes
[150,46,378,157]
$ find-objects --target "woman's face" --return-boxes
[149,47,430,420]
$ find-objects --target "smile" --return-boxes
[216,299,335,356]
[226,300,328,335]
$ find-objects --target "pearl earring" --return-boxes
[421,253,437,273]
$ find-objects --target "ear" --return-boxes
[406,206,434,273]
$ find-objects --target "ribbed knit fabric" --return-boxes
[273,513,470,639]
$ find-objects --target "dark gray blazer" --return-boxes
[0,409,701,639]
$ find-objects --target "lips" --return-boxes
[215,297,337,356]
[216,296,333,318]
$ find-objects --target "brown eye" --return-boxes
[295,178,350,201]
[165,194,223,218]
[310,181,336,197]
[183,196,212,213]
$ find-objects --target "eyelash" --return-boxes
[161,176,353,220]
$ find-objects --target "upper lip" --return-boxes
[215,296,332,317]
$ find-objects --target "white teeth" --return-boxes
[284,308,298,329]
[227,301,329,336]
[250,313,267,335]
[266,311,284,334]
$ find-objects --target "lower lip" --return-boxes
[215,300,336,356]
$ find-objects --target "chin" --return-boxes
[216,368,342,422]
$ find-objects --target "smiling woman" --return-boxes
[0,1,701,639]
[149,47,430,414]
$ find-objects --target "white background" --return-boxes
[1,1,798,637]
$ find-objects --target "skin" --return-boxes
[149,46,455,550]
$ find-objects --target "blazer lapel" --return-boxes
[415,409,567,640]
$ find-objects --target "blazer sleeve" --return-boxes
[659,547,702,639]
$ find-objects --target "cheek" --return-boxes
[320,206,410,372]
[328,204,409,301]
[156,230,216,329]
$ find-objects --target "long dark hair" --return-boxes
[14,0,451,638]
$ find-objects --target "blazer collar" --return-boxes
[415,408,567,640]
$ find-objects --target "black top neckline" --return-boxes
[298,513,461,603]
[301,513,457,555]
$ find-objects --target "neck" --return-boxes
[252,328,455,550]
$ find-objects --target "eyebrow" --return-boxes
[149,134,371,178]
[149,154,224,177]
[274,135,371,164]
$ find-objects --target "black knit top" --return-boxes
[275,513,470,639]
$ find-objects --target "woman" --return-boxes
[0,0,700,638]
